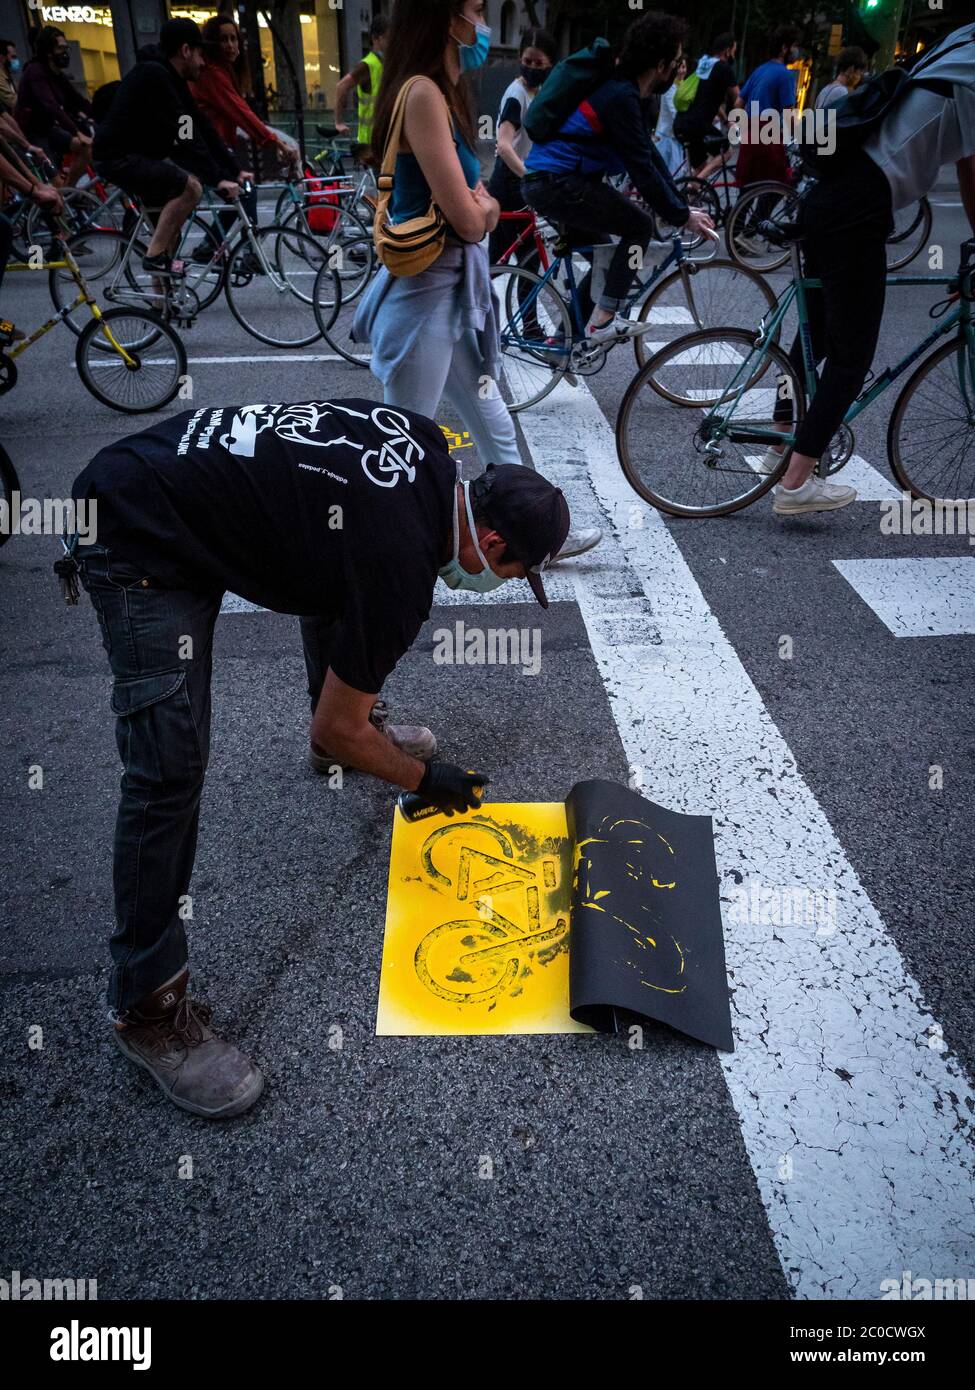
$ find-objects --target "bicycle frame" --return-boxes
[504,234,688,353]
[494,210,551,270]
[5,242,136,365]
[703,243,975,452]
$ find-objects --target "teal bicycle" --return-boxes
[615,228,975,516]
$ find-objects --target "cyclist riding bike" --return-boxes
[14,25,93,187]
[673,31,740,176]
[92,18,244,279]
[522,10,713,345]
[767,20,975,517]
[0,136,63,340]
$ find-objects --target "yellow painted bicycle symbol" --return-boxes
[413,822,567,1005]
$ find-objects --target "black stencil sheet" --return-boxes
[566,779,733,1051]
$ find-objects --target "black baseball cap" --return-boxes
[470,464,570,609]
[160,18,204,56]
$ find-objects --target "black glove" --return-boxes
[416,762,490,815]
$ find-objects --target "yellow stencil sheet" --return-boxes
[377,802,592,1036]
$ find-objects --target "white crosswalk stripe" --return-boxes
[833,557,975,636]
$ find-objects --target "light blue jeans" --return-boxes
[382,327,523,470]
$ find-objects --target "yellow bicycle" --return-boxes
[1,227,187,413]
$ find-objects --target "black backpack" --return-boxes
[801,35,967,177]
[523,38,617,145]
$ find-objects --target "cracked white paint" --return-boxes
[524,376,975,1299]
[834,557,975,636]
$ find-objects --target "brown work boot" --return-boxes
[114,968,264,1119]
[309,698,437,773]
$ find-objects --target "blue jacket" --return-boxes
[525,76,689,226]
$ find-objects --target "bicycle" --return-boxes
[725,167,932,275]
[492,225,776,411]
[615,228,975,516]
[275,127,378,230]
[53,186,339,349]
[0,228,186,413]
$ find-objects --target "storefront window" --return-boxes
[36,4,119,96]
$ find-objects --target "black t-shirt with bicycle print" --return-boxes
[72,398,455,694]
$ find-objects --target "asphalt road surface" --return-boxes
[1,183,972,1301]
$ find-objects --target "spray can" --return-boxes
[397,777,485,823]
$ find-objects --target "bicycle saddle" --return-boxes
[316,124,343,139]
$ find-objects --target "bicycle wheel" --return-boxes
[0,442,20,549]
[491,263,573,412]
[616,327,803,517]
[885,197,932,272]
[311,259,371,368]
[725,182,799,272]
[26,187,108,254]
[224,225,326,347]
[888,334,975,502]
[281,204,376,302]
[674,176,722,235]
[76,308,187,413]
[632,258,778,368]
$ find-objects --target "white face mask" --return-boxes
[438,481,506,593]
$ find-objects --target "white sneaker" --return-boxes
[585,314,649,345]
[772,474,857,515]
[552,526,602,561]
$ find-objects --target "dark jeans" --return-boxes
[299,615,339,714]
[775,154,893,459]
[488,160,530,266]
[523,172,655,318]
[0,212,12,300]
[79,544,222,1014]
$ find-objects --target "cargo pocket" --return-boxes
[111,668,204,786]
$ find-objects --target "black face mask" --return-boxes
[520,63,546,89]
[54,52,71,69]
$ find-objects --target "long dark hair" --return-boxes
[202,14,250,96]
[370,0,475,167]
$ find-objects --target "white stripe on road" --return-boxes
[525,376,975,1299]
[833,557,975,636]
[219,567,579,615]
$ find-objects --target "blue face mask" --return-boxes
[457,18,491,73]
[439,481,506,593]
[9,58,21,74]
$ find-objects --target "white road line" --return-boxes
[833,557,975,636]
[524,376,975,1299]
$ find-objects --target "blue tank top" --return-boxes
[390,126,479,223]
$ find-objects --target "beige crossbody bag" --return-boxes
[373,75,448,277]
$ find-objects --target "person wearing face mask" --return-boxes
[731,26,802,193]
[0,39,21,113]
[486,26,557,266]
[523,11,712,343]
[352,0,601,565]
[65,397,570,1118]
[14,26,93,187]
